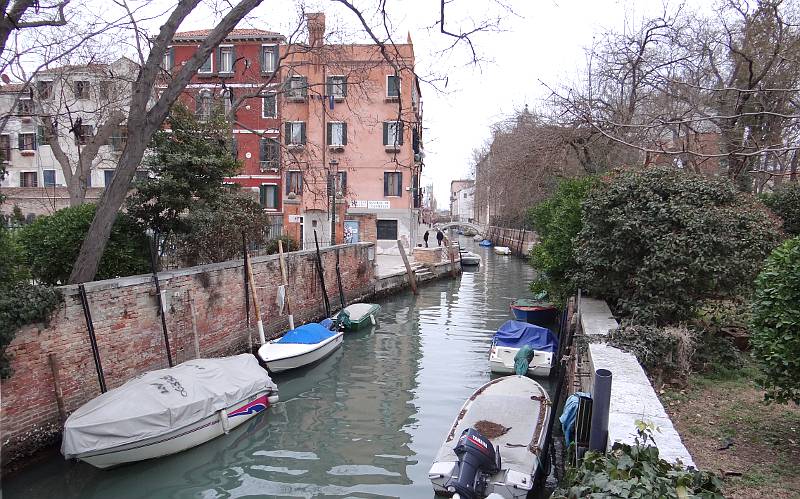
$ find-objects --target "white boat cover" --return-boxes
[62,354,276,458]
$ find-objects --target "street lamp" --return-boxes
[329,158,339,246]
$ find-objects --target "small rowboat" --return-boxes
[490,321,558,377]
[510,298,559,325]
[428,376,551,498]
[479,239,493,247]
[460,251,481,266]
[258,323,344,373]
[494,246,512,255]
[61,354,278,469]
[335,303,380,331]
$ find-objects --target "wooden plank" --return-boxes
[397,240,418,295]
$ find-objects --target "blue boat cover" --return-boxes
[276,323,336,344]
[479,239,493,246]
[493,320,557,352]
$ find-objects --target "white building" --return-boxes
[449,179,475,223]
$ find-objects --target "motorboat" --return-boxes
[510,299,559,325]
[428,376,551,498]
[460,251,481,266]
[489,321,558,377]
[334,302,380,331]
[494,246,512,255]
[61,354,278,469]
[258,322,344,373]
[479,239,493,247]
[473,234,484,242]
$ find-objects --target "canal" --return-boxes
[3,238,555,499]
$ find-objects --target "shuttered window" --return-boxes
[284,122,306,146]
[383,121,403,146]
[376,220,398,240]
[327,76,347,98]
[286,170,303,195]
[384,171,402,197]
[261,45,278,73]
[260,138,280,170]
[218,46,234,73]
[259,184,279,209]
[327,122,347,146]
[287,76,307,99]
[262,93,277,118]
[387,75,400,98]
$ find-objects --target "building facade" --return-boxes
[449,179,474,222]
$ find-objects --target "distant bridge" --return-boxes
[431,221,484,235]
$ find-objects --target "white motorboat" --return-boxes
[258,322,343,373]
[62,354,278,469]
[489,321,558,377]
[494,246,512,255]
[473,234,484,242]
[429,376,551,498]
[460,251,481,266]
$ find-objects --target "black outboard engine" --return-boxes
[447,428,501,499]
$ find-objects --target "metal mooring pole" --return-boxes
[149,236,174,367]
[78,284,107,393]
[589,368,613,452]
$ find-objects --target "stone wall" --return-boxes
[0,187,104,219]
[576,298,695,466]
[0,242,376,469]
[484,225,537,256]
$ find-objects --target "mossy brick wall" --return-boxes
[0,242,376,469]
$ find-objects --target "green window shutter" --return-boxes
[284,122,291,145]
[382,122,389,145]
[398,172,403,195]
[215,47,221,73]
[285,173,291,195]
[327,122,332,145]
[259,138,267,165]
[300,122,306,144]
[383,172,389,196]
[230,46,236,72]
[272,49,279,73]
[231,136,238,159]
[271,185,279,208]
[18,133,23,150]
[342,78,348,97]
[259,185,267,207]
[169,46,175,70]
[342,122,347,145]
[37,126,44,145]
[300,77,307,97]
[341,172,347,193]
[260,46,265,71]
[398,122,404,145]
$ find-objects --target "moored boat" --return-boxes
[489,321,558,377]
[61,354,278,469]
[257,322,344,373]
[494,246,512,255]
[473,234,484,242]
[510,298,559,325]
[335,302,380,330]
[460,251,481,266]
[428,376,551,498]
[479,239,493,247]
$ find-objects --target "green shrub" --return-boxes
[264,234,300,255]
[527,176,596,305]
[552,421,723,498]
[176,191,273,266]
[0,226,27,286]
[18,204,149,284]
[750,236,800,404]
[573,168,782,324]
[761,183,800,236]
[606,324,695,384]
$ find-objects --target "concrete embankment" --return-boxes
[483,225,537,256]
[0,242,459,473]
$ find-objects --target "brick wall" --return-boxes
[0,187,104,219]
[346,213,376,243]
[0,242,376,470]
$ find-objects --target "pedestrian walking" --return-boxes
[423,230,429,247]
[436,229,444,247]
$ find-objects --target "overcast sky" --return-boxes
[160,0,684,205]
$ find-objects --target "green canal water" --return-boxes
[3,238,556,499]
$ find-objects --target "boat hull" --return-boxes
[337,303,380,331]
[510,306,558,325]
[75,390,277,469]
[460,251,481,266]
[494,246,511,255]
[489,344,553,377]
[429,376,551,498]
[259,331,344,373]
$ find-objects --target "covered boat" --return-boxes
[335,303,380,331]
[460,251,481,266]
[428,376,551,498]
[479,239,493,247]
[473,234,484,242]
[258,322,344,373]
[62,354,278,469]
[510,298,559,325]
[494,246,512,255]
[490,320,558,377]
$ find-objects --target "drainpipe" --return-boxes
[589,368,613,452]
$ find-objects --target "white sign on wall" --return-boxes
[367,200,390,209]
[288,215,302,223]
[350,200,368,208]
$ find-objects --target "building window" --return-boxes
[221,88,234,117]
[198,51,213,74]
[43,169,56,187]
[0,135,10,162]
[18,98,33,115]
[37,80,53,100]
[260,137,280,170]
[110,125,127,151]
[327,122,347,147]
[327,75,347,99]
[262,93,276,118]
[18,133,36,151]
[286,170,302,195]
[74,124,93,145]
[383,121,404,147]
[218,46,234,73]
[261,45,277,73]
[196,91,212,121]
[284,121,305,146]
[37,125,51,146]
[387,75,400,98]
[259,184,279,209]
[376,219,398,240]
[328,171,347,196]
[162,46,174,71]
[104,170,114,187]
[74,80,90,99]
[384,171,402,197]
[20,171,37,187]
[286,76,307,100]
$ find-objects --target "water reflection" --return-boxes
[3,238,550,499]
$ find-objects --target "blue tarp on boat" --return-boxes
[479,239,492,246]
[493,320,558,352]
[276,323,336,344]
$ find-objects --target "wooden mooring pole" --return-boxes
[48,353,66,423]
[397,240,418,295]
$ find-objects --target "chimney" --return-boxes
[306,13,325,47]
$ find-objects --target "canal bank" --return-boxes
[2,237,552,498]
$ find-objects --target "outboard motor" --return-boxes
[447,428,501,499]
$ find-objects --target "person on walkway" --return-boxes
[436,229,444,246]
[423,230,429,247]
